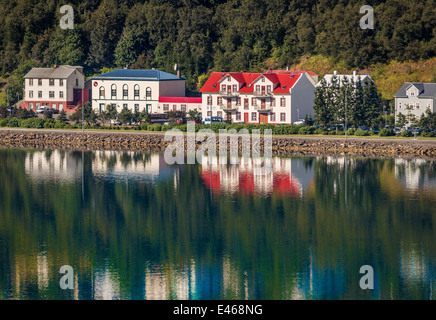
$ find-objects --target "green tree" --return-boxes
[119,107,133,125]
[58,110,68,123]
[396,112,407,128]
[114,29,141,68]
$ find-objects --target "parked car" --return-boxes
[393,127,402,134]
[203,116,223,125]
[293,119,305,126]
[110,119,122,125]
[36,106,48,114]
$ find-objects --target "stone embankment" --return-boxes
[0,129,435,159]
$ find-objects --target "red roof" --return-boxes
[159,97,202,103]
[199,71,309,94]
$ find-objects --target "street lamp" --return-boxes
[297,108,300,121]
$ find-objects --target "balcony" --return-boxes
[253,91,272,97]
[219,104,238,112]
[219,90,239,98]
[254,104,273,113]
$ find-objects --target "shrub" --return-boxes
[0,118,9,127]
[421,131,436,137]
[314,128,327,135]
[347,128,355,135]
[399,130,413,137]
[355,129,370,136]
[7,117,19,127]
[328,130,336,135]
[379,128,395,136]
[298,126,315,135]
[336,130,345,135]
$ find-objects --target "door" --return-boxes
[259,113,268,124]
[244,113,249,123]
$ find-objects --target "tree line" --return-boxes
[1,0,435,105]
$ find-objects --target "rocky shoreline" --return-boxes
[0,129,435,159]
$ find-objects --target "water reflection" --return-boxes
[0,148,435,300]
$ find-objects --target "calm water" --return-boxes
[0,148,435,300]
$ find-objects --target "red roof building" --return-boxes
[199,70,317,125]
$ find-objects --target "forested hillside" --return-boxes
[0,0,435,104]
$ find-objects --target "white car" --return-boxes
[293,119,305,126]
[36,106,48,114]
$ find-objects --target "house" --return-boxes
[90,69,186,114]
[199,70,317,124]
[22,65,88,112]
[394,82,436,124]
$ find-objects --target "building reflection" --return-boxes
[199,156,314,197]
[395,159,436,191]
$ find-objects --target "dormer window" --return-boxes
[227,76,231,82]
[411,91,415,96]
[261,76,265,82]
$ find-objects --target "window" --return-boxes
[146,104,152,113]
[207,111,212,116]
[29,91,33,98]
[59,103,63,111]
[232,84,237,92]
[123,84,128,99]
[36,103,40,108]
[217,111,222,117]
[252,112,257,121]
[29,79,33,86]
[163,104,169,111]
[399,102,402,109]
[207,96,212,105]
[181,104,186,112]
[411,91,415,96]
[236,112,241,120]
[123,104,128,110]
[217,97,222,105]
[52,103,57,109]
[280,98,286,107]
[38,91,42,98]
[227,76,231,82]
[271,113,276,122]
[222,84,226,91]
[59,79,63,86]
[134,85,139,99]
[59,91,64,99]
[134,104,139,112]
[76,79,79,87]
[99,87,105,99]
[236,97,241,106]
[49,79,54,86]
[252,97,257,106]
[173,105,177,111]
[280,113,286,121]
[244,98,249,109]
[99,104,105,113]
[111,84,117,99]
[261,76,265,82]
[29,103,33,110]
[49,91,54,98]
[255,85,260,93]
[146,87,152,100]
[267,85,271,94]
[38,79,42,86]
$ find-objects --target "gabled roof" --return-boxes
[24,65,84,79]
[200,71,308,94]
[394,82,436,98]
[91,69,186,81]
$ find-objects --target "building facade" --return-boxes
[22,65,88,112]
[394,82,436,124]
[158,97,202,114]
[90,69,186,114]
[199,70,316,124]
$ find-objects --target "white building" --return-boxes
[90,69,186,114]
[394,82,436,125]
[22,65,87,112]
[199,70,317,124]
